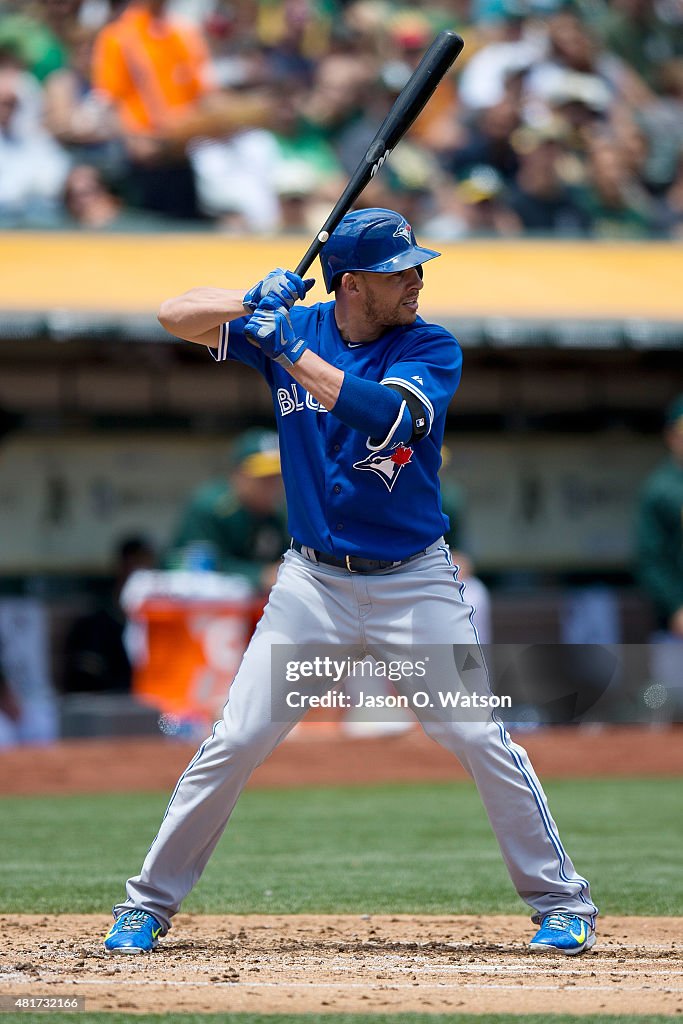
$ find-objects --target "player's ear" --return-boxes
[340,272,360,295]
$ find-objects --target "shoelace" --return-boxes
[542,912,573,932]
[119,911,151,932]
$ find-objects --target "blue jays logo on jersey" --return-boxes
[353,443,413,492]
[393,220,412,244]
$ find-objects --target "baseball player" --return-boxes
[104,208,597,956]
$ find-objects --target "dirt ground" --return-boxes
[2,724,683,797]
[2,913,683,1015]
[2,726,682,1016]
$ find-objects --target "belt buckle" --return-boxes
[345,554,357,573]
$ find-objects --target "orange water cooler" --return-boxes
[121,570,262,731]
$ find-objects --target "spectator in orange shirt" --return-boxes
[91,0,271,219]
[93,0,212,141]
[91,0,209,217]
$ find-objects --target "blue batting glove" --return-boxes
[243,269,315,313]
[244,306,309,369]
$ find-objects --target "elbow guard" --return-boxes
[368,383,430,449]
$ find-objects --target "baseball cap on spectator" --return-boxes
[203,11,235,41]
[231,429,281,478]
[389,12,432,51]
[665,395,683,430]
[511,117,568,154]
[475,0,528,23]
[527,0,570,13]
[457,165,505,203]
[385,144,436,193]
[546,71,611,113]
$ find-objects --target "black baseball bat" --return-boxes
[294,30,464,278]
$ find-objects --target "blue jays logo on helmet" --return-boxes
[393,220,413,244]
[320,208,440,293]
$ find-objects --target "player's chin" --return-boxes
[400,302,419,321]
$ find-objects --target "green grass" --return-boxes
[0,779,681,916]
[0,1016,677,1024]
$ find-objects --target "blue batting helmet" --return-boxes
[319,208,441,293]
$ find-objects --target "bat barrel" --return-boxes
[377,30,464,146]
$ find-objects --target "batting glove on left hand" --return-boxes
[243,269,315,313]
[244,306,309,369]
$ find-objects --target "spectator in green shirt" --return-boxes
[165,428,289,592]
[636,394,683,635]
[0,0,83,82]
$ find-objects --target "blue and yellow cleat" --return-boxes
[104,910,163,954]
[529,913,596,955]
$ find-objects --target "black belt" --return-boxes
[291,540,428,574]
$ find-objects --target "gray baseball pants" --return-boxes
[117,542,597,932]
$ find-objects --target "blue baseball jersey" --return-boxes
[211,301,462,560]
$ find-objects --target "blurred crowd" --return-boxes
[0,0,682,235]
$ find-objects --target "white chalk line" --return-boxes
[2,963,682,980]
[299,963,678,976]
[3,978,683,994]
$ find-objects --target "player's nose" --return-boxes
[407,267,424,290]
